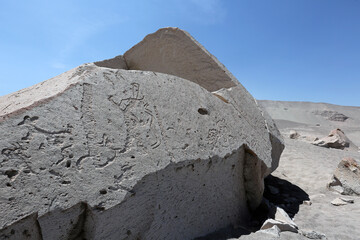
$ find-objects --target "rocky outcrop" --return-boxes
[328,157,360,195]
[312,129,354,150]
[313,110,349,122]
[0,28,284,239]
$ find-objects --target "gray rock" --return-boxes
[261,219,298,233]
[258,225,281,237]
[300,229,327,239]
[0,28,284,239]
[290,130,300,139]
[94,55,128,69]
[123,27,238,92]
[331,198,347,206]
[274,207,298,229]
[328,157,360,195]
[339,197,354,203]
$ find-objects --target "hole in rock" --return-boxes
[5,169,18,178]
[198,108,209,115]
[99,189,107,194]
[66,160,71,168]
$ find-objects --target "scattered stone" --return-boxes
[258,225,280,237]
[303,200,312,206]
[328,157,360,195]
[331,198,347,206]
[339,197,354,203]
[0,27,284,239]
[312,129,353,150]
[261,219,298,233]
[300,229,327,239]
[290,130,300,139]
[274,207,298,229]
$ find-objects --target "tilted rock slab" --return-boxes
[328,157,360,195]
[312,128,357,150]
[0,28,284,240]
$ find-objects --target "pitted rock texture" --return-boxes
[0,27,284,240]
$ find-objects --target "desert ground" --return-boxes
[237,100,360,240]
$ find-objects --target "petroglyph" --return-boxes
[0,28,284,240]
[109,83,143,111]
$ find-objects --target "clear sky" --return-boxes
[1,0,359,106]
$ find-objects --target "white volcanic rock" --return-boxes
[328,157,360,195]
[0,28,283,240]
[260,219,298,233]
[330,198,348,206]
[123,27,238,92]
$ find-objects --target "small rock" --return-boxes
[331,197,347,206]
[289,130,300,139]
[260,219,298,233]
[274,207,298,229]
[300,229,327,239]
[303,200,312,206]
[339,197,354,203]
[258,225,280,237]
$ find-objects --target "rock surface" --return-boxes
[123,27,238,92]
[328,157,360,195]
[0,28,284,239]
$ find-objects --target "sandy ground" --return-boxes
[236,101,360,240]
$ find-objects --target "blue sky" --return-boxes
[1,0,359,106]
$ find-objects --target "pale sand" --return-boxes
[239,101,360,239]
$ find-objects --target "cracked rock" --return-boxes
[0,27,284,240]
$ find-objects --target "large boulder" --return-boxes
[0,28,284,240]
[312,128,355,150]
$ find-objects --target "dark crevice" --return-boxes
[197,108,209,115]
[68,202,88,240]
